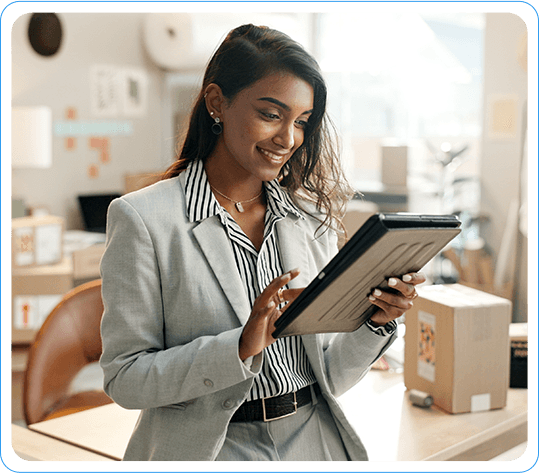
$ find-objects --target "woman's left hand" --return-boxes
[368,272,426,327]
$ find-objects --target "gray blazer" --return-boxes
[99,172,397,461]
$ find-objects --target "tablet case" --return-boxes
[272,213,461,338]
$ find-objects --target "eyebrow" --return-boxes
[257,97,313,115]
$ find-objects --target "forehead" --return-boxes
[235,72,314,111]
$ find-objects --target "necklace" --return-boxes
[209,184,264,213]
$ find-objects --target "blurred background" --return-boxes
[11,10,528,320]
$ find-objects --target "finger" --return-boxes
[276,288,305,313]
[278,288,304,304]
[270,268,301,291]
[401,272,426,285]
[259,268,301,305]
[368,294,409,319]
[387,277,416,298]
[252,299,276,320]
[370,288,414,311]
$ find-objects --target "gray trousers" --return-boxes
[215,386,351,461]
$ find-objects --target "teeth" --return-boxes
[259,148,283,161]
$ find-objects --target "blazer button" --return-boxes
[204,379,214,387]
[222,399,235,410]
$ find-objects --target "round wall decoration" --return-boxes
[28,13,63,57]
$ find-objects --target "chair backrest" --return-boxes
[23,279,106,425]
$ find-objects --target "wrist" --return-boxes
[368,316,386,327]
[238,336,261,361]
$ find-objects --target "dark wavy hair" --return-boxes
[163,24,353,232]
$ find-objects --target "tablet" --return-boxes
[272,213,461,338]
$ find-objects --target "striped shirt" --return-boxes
[183,159,396,400]
[184,159,316,401]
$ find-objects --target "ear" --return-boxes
[204,83,226,121]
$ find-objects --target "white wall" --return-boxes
[11,12,314,230]
[480,13,528,320]
[12,13,167,229]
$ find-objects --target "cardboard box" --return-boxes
[12,215,64,268]
[509,323,527,388]
[12,257,73,344]
[63,230,106,281]
[72,243,105,280]
[404,284,511,414]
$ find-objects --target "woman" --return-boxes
[100,24,424,461]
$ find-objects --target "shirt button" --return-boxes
[204,379,214,388]
[222,399,235,410]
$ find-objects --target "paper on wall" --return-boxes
[487,94,519,140]
[90,65,148,118]
[120,68,148,118]
[90,65,121,118]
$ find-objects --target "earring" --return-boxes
[211,116,223,135]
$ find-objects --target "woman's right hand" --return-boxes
[238,268,302,361]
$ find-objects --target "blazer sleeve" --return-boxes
[99,198,261,409]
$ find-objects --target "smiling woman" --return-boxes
[99,24,425,461]
[162,25,352,231]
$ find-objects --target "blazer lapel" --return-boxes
[276,215,330,386]
[275,216,314,290]
[192,217,251,326]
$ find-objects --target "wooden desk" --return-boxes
[339,370,527,461]
[29,404,138,460]
[12,424,110,461]
[28,371,527,461]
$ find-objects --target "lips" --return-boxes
[258,147,288,164]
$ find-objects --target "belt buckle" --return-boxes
[262,391,297,422]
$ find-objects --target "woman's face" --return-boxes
[216,72,314,183]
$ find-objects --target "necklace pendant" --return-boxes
[235,202,244,213]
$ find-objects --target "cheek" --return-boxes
[232,117,265,144]
[293,129,305,149]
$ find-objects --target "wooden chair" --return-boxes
[23,279,113,425]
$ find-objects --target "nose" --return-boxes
[273,121,296,150]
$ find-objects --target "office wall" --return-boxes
[12,13,167,229]
[11,12,313,230]
[480,13,528,320]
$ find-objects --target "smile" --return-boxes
[258,147,287,163]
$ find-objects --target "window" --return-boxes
[315,12,485,215]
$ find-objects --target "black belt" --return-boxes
[230,384,320,423]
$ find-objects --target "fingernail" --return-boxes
[403,274,412,282]
[388,278,397,287]
[369,295,376,302]
[373,289,382,297]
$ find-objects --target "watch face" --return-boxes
[28,13,63,57]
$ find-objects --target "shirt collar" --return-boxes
[183,159,304,223]
[264,179,304,221]
[184,159,221,223]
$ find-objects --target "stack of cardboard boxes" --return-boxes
[12,215,72,344]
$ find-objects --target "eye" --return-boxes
[295,118,309,129]
[260,111,280,121]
